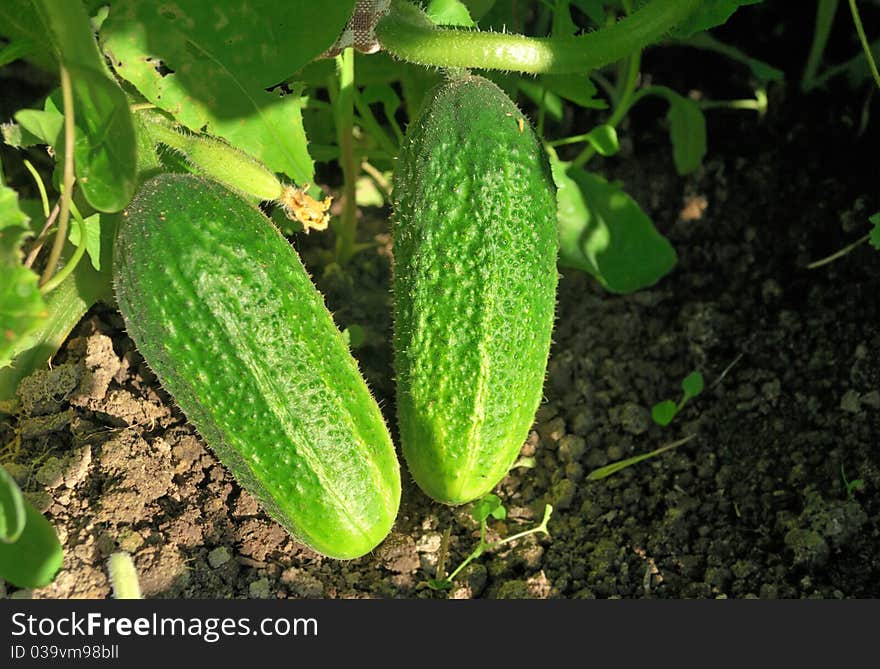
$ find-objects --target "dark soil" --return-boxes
[2,5,879,599]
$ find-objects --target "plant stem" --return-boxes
[802,0,839,90]
[573,49,642,168]
[22,159,50,217]
[38,207,88,295]
[333,48,359,265]
[443,505,553,586]
[375,0,701,75]
[848,0,880,90]
[806,232,871,269]
[39,63,75,288]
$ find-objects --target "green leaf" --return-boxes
[68,213,102,271]
[427,0,475,26]
[665,92,707,175]
[552,0,579,37]
[552,158,677,293]
[471,494,506,523]
[100,1,357,185]
[682,33,783,84]
[0,181,47,369]
[13,106,64,149]
[0,0,55,71]
[571,0,608,26]
[34,0,137,212]
[0,495,64,588]
[681,371,705,400]
[0,466,26,544]
[361,84,402,125]
[672,0,764,39]
[584,124,619,156]
[0,39,36,68]
[461,0,496,21]
[518,80,564,122]
[427,578,454,591]
[541,73,607,110]
[869,212,880,251]
[651,400,678,427]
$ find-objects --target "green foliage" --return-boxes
[99,0,348,184]
[869,213,880,251]
[429,495,553,592]
[471,494,507,523]
[0,177,46,369]
[672,0,764,39]
[651,371,704,427]
[0,466,26,543]
[664,91,707,175]
[34,0,137,212]
[840,465,865,500]
[0,0,770,583]
[553,157,677,293]
[0,465,63,589]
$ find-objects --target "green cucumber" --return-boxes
[392,75,558,505]
[114,174,400,559]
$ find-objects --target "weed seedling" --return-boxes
[651,371,704,427]
[586,433,697,481]
[840,465,865,500]
[428,494,553,592]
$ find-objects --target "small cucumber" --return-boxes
[114,174,400,559]
[392,75,558,505]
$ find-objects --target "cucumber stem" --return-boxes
[375,0,701,75]
[139,112,283,202]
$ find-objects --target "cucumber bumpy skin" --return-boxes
[114,174,400,559]
[392,75,558,505]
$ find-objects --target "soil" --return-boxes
[2,5,879,599]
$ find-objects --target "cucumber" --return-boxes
[392,75,558,505]
[114,174,400,559]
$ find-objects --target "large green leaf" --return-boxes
[552,157,677,293]
[100,1,357,184]
[33,0,137,212]
[0,494,63,588]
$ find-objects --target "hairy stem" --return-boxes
[376,0,701,75]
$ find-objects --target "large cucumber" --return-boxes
[114,174,400,559]
[392,75,558,505]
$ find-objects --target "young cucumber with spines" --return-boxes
[114,174,400,559]
[392,74,558,505]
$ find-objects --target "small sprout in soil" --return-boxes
[587,433,697,481]
[840,465,865,500]
[806,212,880,269]
[107,551,142,600]
[651,370,704,427]
[428,494,553,592]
